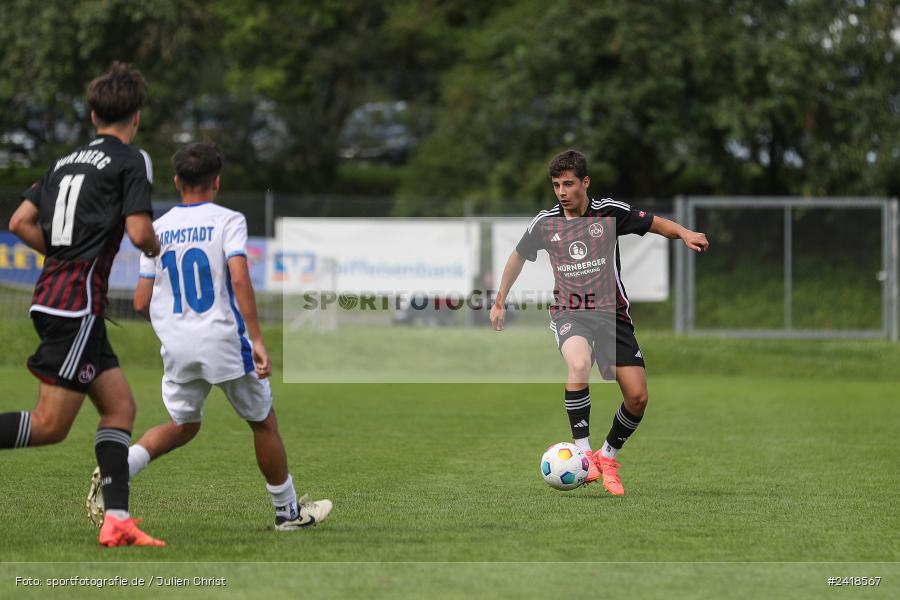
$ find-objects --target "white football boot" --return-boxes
[86,466,105,528]
[274,494,333,530]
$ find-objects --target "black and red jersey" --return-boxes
[516,198,654,323]
[21,134,153,316]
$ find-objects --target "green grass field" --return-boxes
[1,320,899,599]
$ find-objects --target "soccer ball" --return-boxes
[540,442,589,491]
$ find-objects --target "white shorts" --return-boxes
[161,373,273,425]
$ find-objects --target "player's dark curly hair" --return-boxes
[173,141,223,190]
[87,62,147,125]
[548,149,588,179]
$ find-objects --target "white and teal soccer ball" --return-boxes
[540,442,589,491]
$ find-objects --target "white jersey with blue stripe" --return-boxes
[139,202,254,384]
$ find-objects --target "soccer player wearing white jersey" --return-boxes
[86,142,331,531]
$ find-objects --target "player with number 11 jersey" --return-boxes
[2,62,165,547]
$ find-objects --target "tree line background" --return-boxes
[1,0,898,217]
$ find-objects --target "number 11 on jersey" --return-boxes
[51,174,85,246]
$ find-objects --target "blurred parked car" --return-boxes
[0,130,36,167]
[338,101,424,165]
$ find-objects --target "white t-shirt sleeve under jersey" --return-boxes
[223,212,248,260]
[139,252,157,279]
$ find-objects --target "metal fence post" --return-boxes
[265,189,274,239]
[674,196,686,335]
[784,205,793,332]
[891,199,899,342]
[686,197,696,334]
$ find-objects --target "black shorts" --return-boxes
[28,312,119,393]
[550,311,645,376]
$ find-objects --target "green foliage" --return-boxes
[0,1,503,196]
[335,164,407,196]
[399,0,900,212]
[0,0,217,163]
[1,0,897,205]
[0,167,46,190]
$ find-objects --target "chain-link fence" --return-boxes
[674,197,899,340]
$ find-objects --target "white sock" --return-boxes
[601,441,618,459]
[105,509,130,520]
[128,444,151,478]
[574,437,592,452]
[266,474,298,520]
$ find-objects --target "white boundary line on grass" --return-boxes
[4,561,900,564]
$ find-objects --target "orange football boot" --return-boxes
[98,515,166,547]
[583,449,601,484]
[597,455,625,496]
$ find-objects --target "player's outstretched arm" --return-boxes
[126,213,161,257]
[490,250,527,331]
[227,254,272,379]
[9,200,46,254]
[649,215,709,252]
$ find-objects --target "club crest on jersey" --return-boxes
[568,241,587,260]
[559,322,572,335]
[589,223,603,238]
[78,363,96,384]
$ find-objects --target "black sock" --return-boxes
[605,403,643,449]
[95,428,131,511]
[565,387,591,439]
[0,412,32,449]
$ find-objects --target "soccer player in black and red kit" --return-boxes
[490,150,709,495]
[0,63,165,546]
